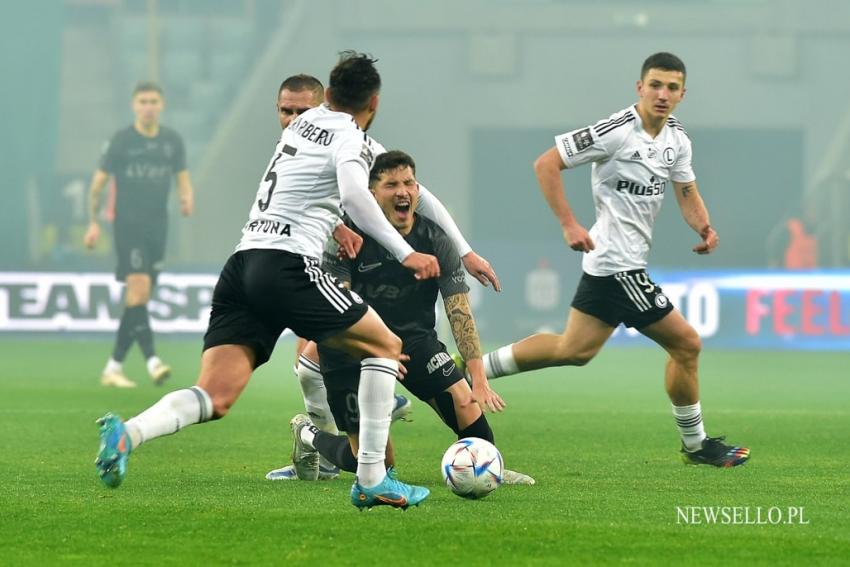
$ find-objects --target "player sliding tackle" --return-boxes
[458,52,749,468]
[267,151,534,486]
[94,52,494,510]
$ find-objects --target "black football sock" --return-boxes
[111,305,141,362]
[313,430,357,473]
[134,304,156,359]
[458,413,495,444]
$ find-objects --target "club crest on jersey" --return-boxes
[426,352,453,375]
[662,147,676,165]
[655,293,669,308]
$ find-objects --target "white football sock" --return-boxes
[104,358,122,374]
[296,355,339,471]
[124,386,213,449]
[297,355,339,435]
[357,357,397,488]
[673,402,707,452]
[299,423,318,449]
[482,344,519,379]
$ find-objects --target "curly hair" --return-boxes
[327,51,381,111]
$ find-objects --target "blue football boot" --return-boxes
[95,413,132,488]
[351,473,429,511]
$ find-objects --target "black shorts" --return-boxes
[571,269,674,329]
[319,336,463,434]
[114,224,167,283]
[203,249,368,368]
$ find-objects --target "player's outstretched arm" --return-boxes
[673,180,718,254]
[533,147,595,253]
[443,293,505,413]
[417,185,501,291]
[83,169,110,249]
[176,170,194,217]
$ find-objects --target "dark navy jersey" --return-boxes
[99,125,186,228]
[323,214,468,347]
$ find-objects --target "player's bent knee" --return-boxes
[368,331,402,360]
[125,275,152,306]
[675,330,702,362]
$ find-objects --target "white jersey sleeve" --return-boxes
[368,141,473,257]
[555,110,632,169]
[415,184,472,257]
[670,135,696,183]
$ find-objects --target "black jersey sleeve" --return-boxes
[98,132,121,174]
[432,224,470,298]
[171,130,187,172]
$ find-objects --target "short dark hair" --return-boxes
[278,74,324,101]
[132,81,163,97]
[640,52,686,80]
[369,150,416,187]
[327,51,381,112]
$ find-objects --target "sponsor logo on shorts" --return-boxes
[358,261,382,273]
[655,293,669,308]
[426,352,453,375]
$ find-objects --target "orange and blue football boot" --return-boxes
[351,473,429,511]
[95,413,132,488]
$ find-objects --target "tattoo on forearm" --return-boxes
[444,293,482,362]
[680,184,693,197]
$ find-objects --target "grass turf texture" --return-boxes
[0,338,848,565]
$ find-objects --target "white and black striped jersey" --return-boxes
[555,105,695,276]
[236,104,385,259]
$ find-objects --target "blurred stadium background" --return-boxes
[1,1,848,563]
[2,0,850,347]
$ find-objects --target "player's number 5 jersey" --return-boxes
[555,105,696,276]
[236,105,384,260]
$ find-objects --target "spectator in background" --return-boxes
[84,81,195,388]
[768,201,819,269]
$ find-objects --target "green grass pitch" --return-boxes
[0,338,848,565]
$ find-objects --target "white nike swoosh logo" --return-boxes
[442,364,456,376]
[358,262,382,272]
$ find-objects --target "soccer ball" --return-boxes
[440,437,503,499]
